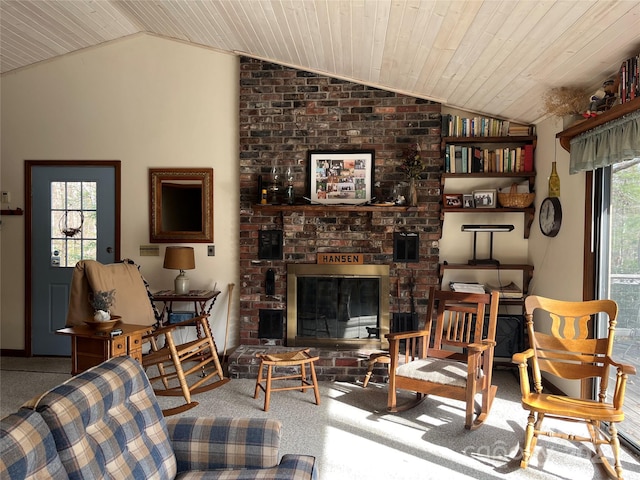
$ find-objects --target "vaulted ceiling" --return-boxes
[1,0,639,124]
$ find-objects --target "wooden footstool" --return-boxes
[253,349,320,412]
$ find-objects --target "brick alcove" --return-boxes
[234,57,443,381]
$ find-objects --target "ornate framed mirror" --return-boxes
[149,168,213,243]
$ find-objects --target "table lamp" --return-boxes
[163,246,195,294]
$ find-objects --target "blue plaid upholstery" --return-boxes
[5,356,317,479]
[0,409,69,480]
[24,355,177,479]
[168,417,281,471]
[168,418,317,479]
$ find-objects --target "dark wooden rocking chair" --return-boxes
[386,287,500,430]
[512,295,636,479]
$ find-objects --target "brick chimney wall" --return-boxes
[239,56,442,346]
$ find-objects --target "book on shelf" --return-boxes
[442,114,510,137]
[485,281,523,299]
[507,125,535,136]
[444,143,534,174]
[450,282,486,294]
[619,52,639,104]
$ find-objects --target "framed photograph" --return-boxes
[443,193,463,208]
[308,150,375,205]
[463,194,475,208]
[472,189,497,208]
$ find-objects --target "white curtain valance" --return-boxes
[569,109,640,174]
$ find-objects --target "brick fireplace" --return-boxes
[232,57,442,381]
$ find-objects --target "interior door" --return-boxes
[28,162,120,356]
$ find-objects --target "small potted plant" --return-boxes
[89,289,115,321]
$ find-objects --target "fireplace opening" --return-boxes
[286,264,390,349]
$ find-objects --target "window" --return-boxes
[51,181,97,267]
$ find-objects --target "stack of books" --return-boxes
[450,282,486,294]
[507,125,535,136]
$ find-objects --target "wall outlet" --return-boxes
[207,245,215,256]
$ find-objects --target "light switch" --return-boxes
[1,192,10,203]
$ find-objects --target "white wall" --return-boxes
[0,34,240,352]
[528,116,585,301]
[528,115,587,397]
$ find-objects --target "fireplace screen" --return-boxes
[287,264,389,349]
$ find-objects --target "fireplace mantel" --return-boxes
[253,204,424,213]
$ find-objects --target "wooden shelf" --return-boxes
[440,207,535,238]
[441,135,537,149]
[441,171,536,191]
[253,204,420,213]
[556,96,640,152]
[439,263,534,305]
[0,208,23,215]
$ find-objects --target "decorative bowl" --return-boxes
[84,316,121,331]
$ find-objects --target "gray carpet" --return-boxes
[2,357,639,480]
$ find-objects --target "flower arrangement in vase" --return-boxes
[89,289,115,321]
[400,143,425,207]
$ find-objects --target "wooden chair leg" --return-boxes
[310,360,320,405]
[300,362,306,392]
[254,360,265,400]
[520,411,536,468]
[164,332,191,405]
[264,364,273,412]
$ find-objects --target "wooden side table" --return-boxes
[56,323,152,375]
[153,289,221,336]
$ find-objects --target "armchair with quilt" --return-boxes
[386,287,500,430]
[512,295,637,479]
[66,259,228,416]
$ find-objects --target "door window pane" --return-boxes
[50,181,97,267]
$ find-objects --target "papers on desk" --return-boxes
[449,281,523,299]
[450,282,486,294]
[485,282,523,299]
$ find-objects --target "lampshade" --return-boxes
[163,246,195,271]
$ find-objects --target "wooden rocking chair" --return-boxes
[386,288,500,430]
[512,295,636,479]
[66,260,229,416]
[142,314,229,416]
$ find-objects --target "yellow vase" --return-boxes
[549,161,560,197]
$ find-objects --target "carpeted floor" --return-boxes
[2,356,639,480]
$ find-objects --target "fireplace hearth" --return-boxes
[286,264,390,350]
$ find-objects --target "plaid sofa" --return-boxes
[0,356,317,480]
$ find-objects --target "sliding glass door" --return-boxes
[595,160,640,451]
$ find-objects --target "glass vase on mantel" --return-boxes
[407,178,418,207]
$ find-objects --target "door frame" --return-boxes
[24,160,122,356]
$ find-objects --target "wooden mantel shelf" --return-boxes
[253,204,424,213]
[557,96,640,152]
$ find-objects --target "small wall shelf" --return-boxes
[440,207,535,239]
[441,171,536,191]
[0,208,23,216]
